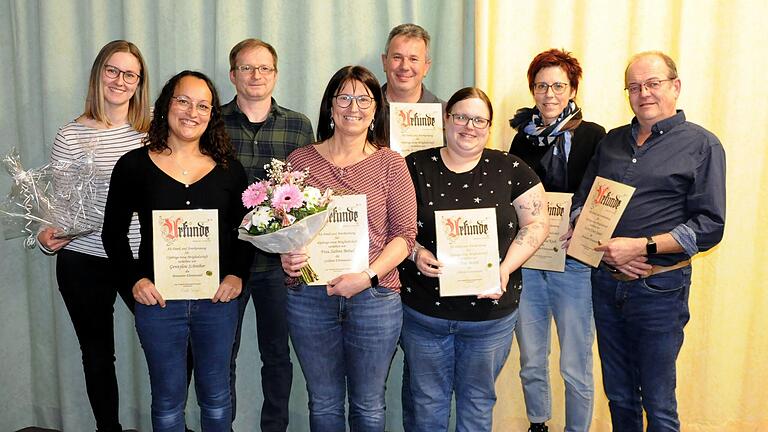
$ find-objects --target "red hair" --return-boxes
[527,49,583,93]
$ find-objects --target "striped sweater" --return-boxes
[51,121,141,258]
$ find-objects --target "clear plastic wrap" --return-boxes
[1,146,105,248]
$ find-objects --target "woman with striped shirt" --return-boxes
[281,65,417,431]
[36,40,150,432]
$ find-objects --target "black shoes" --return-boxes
[528,423,549,432]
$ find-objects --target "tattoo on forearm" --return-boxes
[514,222,544,248]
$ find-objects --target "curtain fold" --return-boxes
[476,0,768,430]
[0,1,473,431]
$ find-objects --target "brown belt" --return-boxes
[608,260,691,281]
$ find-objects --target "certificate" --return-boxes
[567,177,636,267]
[435,207,501,297]
[389,102,444,156]
[524,192,573,272]
[152,209,219,300]
[305,194,369,283]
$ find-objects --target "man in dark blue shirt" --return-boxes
[572,51,725,432]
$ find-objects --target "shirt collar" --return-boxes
[222,96,284,120]
[631,109,686,137]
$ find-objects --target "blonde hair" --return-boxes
[82,40,151,132]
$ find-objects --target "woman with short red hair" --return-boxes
[509,49,606,432]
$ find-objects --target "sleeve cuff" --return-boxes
[670,224,698,257]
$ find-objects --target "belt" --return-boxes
[607,260,691,281]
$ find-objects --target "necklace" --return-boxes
[171,155,190,176]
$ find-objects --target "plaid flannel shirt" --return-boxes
[222,97,315,271]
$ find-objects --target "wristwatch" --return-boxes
[645,236,657,255]
[363,268,379,288]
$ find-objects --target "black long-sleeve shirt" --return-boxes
[102,147,253,287]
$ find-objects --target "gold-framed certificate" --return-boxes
[524,192,573,272]
[567,177,636,267]
[152,209,219,300]
[435,207,501,297]
[389,102,444,156]
[305,194,369,283]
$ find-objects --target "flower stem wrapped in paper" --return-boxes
[238,159,333,283]
[0,146,105,248]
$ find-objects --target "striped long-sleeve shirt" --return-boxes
[287,145,417,289]
[51,121,141,258]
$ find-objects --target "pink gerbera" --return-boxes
[271,183,303,211]
[242,181,269,208]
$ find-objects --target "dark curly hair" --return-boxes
[316,65,388,148]
[144,70,232,166]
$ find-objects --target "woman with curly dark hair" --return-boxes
[102,70,253,431]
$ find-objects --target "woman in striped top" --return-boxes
[281,66,417,431]
[36,40,150,432]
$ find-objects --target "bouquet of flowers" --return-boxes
[0,147,104,248]
[238,159,333,283]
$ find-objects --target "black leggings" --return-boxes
[56,249,133,432]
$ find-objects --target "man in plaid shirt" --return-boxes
[223,38,314,432]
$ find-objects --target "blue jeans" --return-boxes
[516,259,595,431]
[286,284,402,432]
[400,305,517,432]
[231,267,292,431]
[592,266,691,432]
[135,300,238,432]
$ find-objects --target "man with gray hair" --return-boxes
[571,51,725,431]
[381,23,443,106]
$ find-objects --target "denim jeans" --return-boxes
[135,299,238,432]
[231,267,292,431]
[400,305,517,432]
[56,249,134,432]
[516,259,595,431]
[286,283,402,432]
[592,266,691,432]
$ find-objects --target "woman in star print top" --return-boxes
[398,87,548,432]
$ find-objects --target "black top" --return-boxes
[102,147,253,286]
[398,147,541,321]
[509,120,606,193]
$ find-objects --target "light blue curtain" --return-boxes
[0,0,475,430]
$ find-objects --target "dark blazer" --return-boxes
[508,120,606,193]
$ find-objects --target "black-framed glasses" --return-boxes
[447,113,490,129]
[171,96,213,116]
[103,64,141,84]
[334,94,373,109]
[625,78,675,95]
[234,64,276,75]
[532,82,569,95]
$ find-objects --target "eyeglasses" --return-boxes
[334,94,373,109]
[447,113,490,129]
[234,64,276,75]
[171,96,213,116]
[532,82,569,95]
[104,65,141,84]
[625,78,675,95]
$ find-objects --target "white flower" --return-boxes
[250,206,274,227]
[302,186,323,207]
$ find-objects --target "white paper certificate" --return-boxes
[523,192,573,272]
[435,207,501,297]
[305,195,369,283]
[389,102,444,156]
[567,176,636,267]
[152,209,219,300]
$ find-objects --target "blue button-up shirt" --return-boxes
[572,110,726,266]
